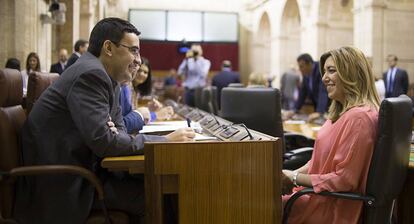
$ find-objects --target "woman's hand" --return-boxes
[155,106,174,121]
[281,170,295,195]
[135,107,151,124]
[165,127,195,142]
[147,99,163,112]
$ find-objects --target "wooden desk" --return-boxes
[102,140,282,224]
[101,155,145,174]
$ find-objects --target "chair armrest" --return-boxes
[283,147,313,160]
[4,165,104,200]
[284,133,315,151]
[282,187,375,224]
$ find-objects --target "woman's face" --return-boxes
[322,56,345,104]
[28,56,38,70]
[133,64,149,86]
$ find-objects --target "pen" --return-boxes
[186,118,191,127]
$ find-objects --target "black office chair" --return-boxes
[199,86,218,115]
[283,95,412,224]
[220,87,314,168]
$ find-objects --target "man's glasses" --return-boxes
[112,41,140,57]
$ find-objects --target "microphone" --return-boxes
[233,123,254,140]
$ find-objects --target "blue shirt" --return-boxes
[119,84,145,134]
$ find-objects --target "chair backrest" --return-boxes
[228,83,244,88]
[0,68,26,219]
[210,86,219,115]
[199,86,218,114]
[26,71,59,113]
[364,95,412,223]
[194,87,203,109]
[220,87,284,141]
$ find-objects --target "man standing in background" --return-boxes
[49,48,68,75]
[383,54,409,98]
[280,66,300,110]
[212,60,240,108]
[178,44,211,106]
[65,39,89,69]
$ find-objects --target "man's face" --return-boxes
[59,49,68,63]
[111,32,141,83]
[298,60,313,76]
[387,56,397,68]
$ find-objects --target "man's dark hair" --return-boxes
[297,53,314,64]
[74,39,88,52]
[5,58,21,70]
[88,17,141,57]
[388,54,398,61]
[134,57,152,96]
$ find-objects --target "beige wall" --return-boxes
[1,0,413,85]
[0,0,103,71]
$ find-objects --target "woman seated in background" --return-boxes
[21,52,42,97]
[247,72,268,87]
[282,46,380,224]
[120,57,174,134]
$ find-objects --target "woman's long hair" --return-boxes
[320,46,380,122]
[25,52,41,74]
[133,57,152,96]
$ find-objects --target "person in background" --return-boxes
[50,48,68,75]
[280,66,301,110]
[164,68,178,86]
[383,54,409,98]
[247,72,268,87]
[21,52,42,97]
[120,57,174,134]
[212,60,240,108]
[374,77,385,101]
[286,53,329,122]
[178,44,211,106]
[5,57,21,70]
[65,39,89,69]
[282,46,380,223]
[14,17,195,224]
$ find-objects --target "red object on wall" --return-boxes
[140,41,239,71]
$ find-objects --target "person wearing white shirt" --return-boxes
[21,52,42,97]
[178,44,211,106]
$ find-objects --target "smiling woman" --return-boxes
[282,46,381,224]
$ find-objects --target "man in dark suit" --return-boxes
[383,54,409,98]
[293,53,329,121]
[49,48,68,75]
[212,60,240,108]
[14,17,195,224]
[65,39,89,69]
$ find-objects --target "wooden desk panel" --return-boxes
[144,140,282,224]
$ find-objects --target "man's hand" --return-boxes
[155,106,174,121]
[135,107,151,124]
[165,127,195,142]
[107,116,119,135]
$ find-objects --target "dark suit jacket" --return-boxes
[383,68,409,98]
[212,70,240,107]
[295,62,329,113]
[49,62,65,75]
[65,52,80,69]
[14,52,165,224]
